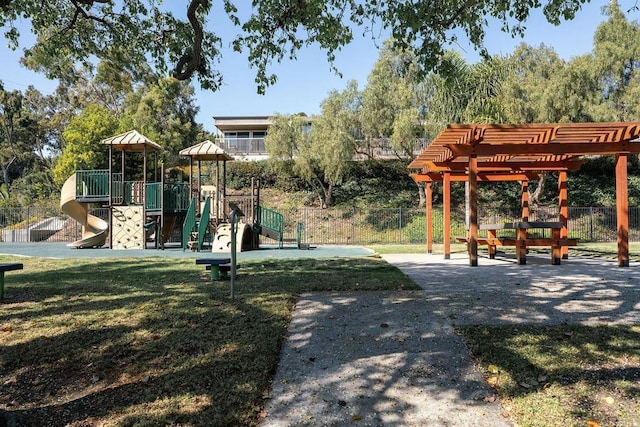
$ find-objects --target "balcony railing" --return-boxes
[216,137,266,155]
[213,137,424,158]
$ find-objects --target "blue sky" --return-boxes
[0,0,637,133]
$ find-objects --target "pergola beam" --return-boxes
[446,142,640,157]
[411,172,538,182]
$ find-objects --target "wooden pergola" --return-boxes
[409,122,640,267]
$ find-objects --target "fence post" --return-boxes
[589,206,593,242]
[399,207,403,244]
[351,206,356,245]
[26,206,30,243]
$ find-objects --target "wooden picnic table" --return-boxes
[477,221,577,265]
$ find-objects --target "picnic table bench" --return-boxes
[195,258,232,281]
[457,221,577,265]
[0,263,24,299]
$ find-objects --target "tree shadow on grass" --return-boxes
[1,256,414,426]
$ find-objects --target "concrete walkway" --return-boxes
[262,253,640,426]
[384,252,640,326]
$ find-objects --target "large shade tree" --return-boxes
[2,1,594,93]
[266,82,361,208]
[52,104,118,186]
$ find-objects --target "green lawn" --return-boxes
[0,255,417,426]
[1,248,638,427]
[458,325,640,427]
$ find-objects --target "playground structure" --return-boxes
[60,130,190,249]
[60,131,303,251]
[179,140,302,252]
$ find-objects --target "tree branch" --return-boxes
[173,0,207,81]
[66,0,114,33]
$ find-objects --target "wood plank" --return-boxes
[480,221,563,230]
[456,237,577,246]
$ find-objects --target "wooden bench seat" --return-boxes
[456,236,577,264]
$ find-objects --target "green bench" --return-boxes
[196,258,231,281]
[204,263,239,279]
[0,263,24,299]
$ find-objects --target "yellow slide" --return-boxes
[60,174,109,248]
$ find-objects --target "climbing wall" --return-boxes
[111,206,144,249]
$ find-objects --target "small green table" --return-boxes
[196,258,231,281]
[0,263,24,299]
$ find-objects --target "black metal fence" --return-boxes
[0,205,636,245]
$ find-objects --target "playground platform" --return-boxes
[0,242,374,260]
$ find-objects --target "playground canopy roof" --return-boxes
[179,140,234,161]
[102,130,163,152]
[409,122,640,179]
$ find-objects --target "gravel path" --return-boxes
[262,253,640,426]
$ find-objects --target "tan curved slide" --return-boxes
[212,222,254,253]
[60,174,109,248]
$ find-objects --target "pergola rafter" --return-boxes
[410,122,640,267]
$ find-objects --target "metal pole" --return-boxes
[399,207,403,244]
[230,210,237,300]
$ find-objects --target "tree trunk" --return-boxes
[530,173,546,208]
[416,182,425,207]
[0,161,14,199]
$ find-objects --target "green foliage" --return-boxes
[499,43,565,123]
[225,161,269,189]
[3,1,590,95]
[361,40,422,158]
[592,1,640,121]
[10,167,58,204]
[332,160,416,207]
[52,104,118,186]
[304,80,361,207]
[423,50,509,136]
[120,77,200,167]
[266,83,361,208]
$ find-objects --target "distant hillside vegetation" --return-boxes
[224,157,640,210]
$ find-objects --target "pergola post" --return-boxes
[443,171,451,260]
[521,180,529,221]
[516,180,528,264]
[558,171,569,259]
[425,181,433,254]
[616,154,630,267]
[468,155,479,266]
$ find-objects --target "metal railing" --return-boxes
[257,206,284,233]
[75,170,111,199]
[2,204,640,245]
[146,182,162,211]
[163,183,191,212]
[216,137,266,155]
